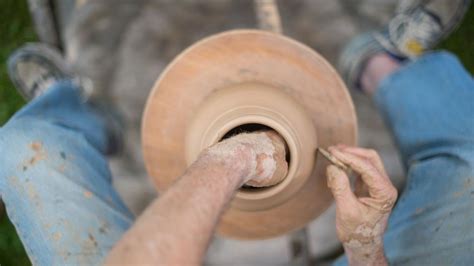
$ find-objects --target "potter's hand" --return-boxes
[326,145,398,266]
[107,131,288,265]
[244,131,288,187]
[206,131,288,187]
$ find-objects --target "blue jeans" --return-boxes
[336,52,474,265]
[0,81,133,265]
[1,51,473,265]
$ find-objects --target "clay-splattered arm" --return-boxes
[104,131,287,265]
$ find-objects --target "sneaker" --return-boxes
[8,43,80,100]
[339,0,471,90]
[7,43,123,155]
[376,0,471,58]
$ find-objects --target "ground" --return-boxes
[0,1,473,265]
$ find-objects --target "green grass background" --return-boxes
[0,0,32,125]
[0,1,35,265]
[0,1,473,265]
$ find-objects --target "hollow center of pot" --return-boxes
[220,123,291,191]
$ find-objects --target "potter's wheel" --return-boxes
[142,30,357,239]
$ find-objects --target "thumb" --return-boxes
[326,165,357,206]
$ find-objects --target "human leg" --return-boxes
[338,50,474,266]
[0,82,134,265]
[336,0,473,264]
[0,44,133,265]
[375,51,474,265]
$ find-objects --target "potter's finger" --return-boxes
[354,175,369,198]
[328,147,391,200]
[326,165,358,207]
[337,146,386,176]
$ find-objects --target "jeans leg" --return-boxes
[375,52,474,265]
[334,51,474,266]
[0,81,134,265]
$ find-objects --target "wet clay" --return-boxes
[142,30,357,239]
[207,131,288,187]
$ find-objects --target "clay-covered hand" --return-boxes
[244,131,288,187]
[326,145,398,266]
[205,131,288,187]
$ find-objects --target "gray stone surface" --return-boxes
[60,0,404,264]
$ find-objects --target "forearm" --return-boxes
[105,156,245,265]
[342,220,388,266]
[345,244,387,266]
[105,131,287,265]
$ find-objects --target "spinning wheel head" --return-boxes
[142,30,357,239]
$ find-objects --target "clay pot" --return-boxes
[142,30,357,239]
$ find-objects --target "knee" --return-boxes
[420,50,463,69]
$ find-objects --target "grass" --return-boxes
[439,4,474,73]
[0,0,33,125]
[0,1,35,265]
[0,2,472,265]
[0,214,31,266]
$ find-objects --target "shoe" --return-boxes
[375,0,471,58]
[8,43,123,155]
[8,43,77,100]
[339,0,471,90]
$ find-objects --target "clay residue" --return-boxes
[84,190,93,198]
[453,177,474,198]
[379,199,395,213]
[206,132,277,184]
[21,141,47,170]
[53,232,62,241]
[31,142,42,151]
[343,221,384,248]
[26,182,40,207]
